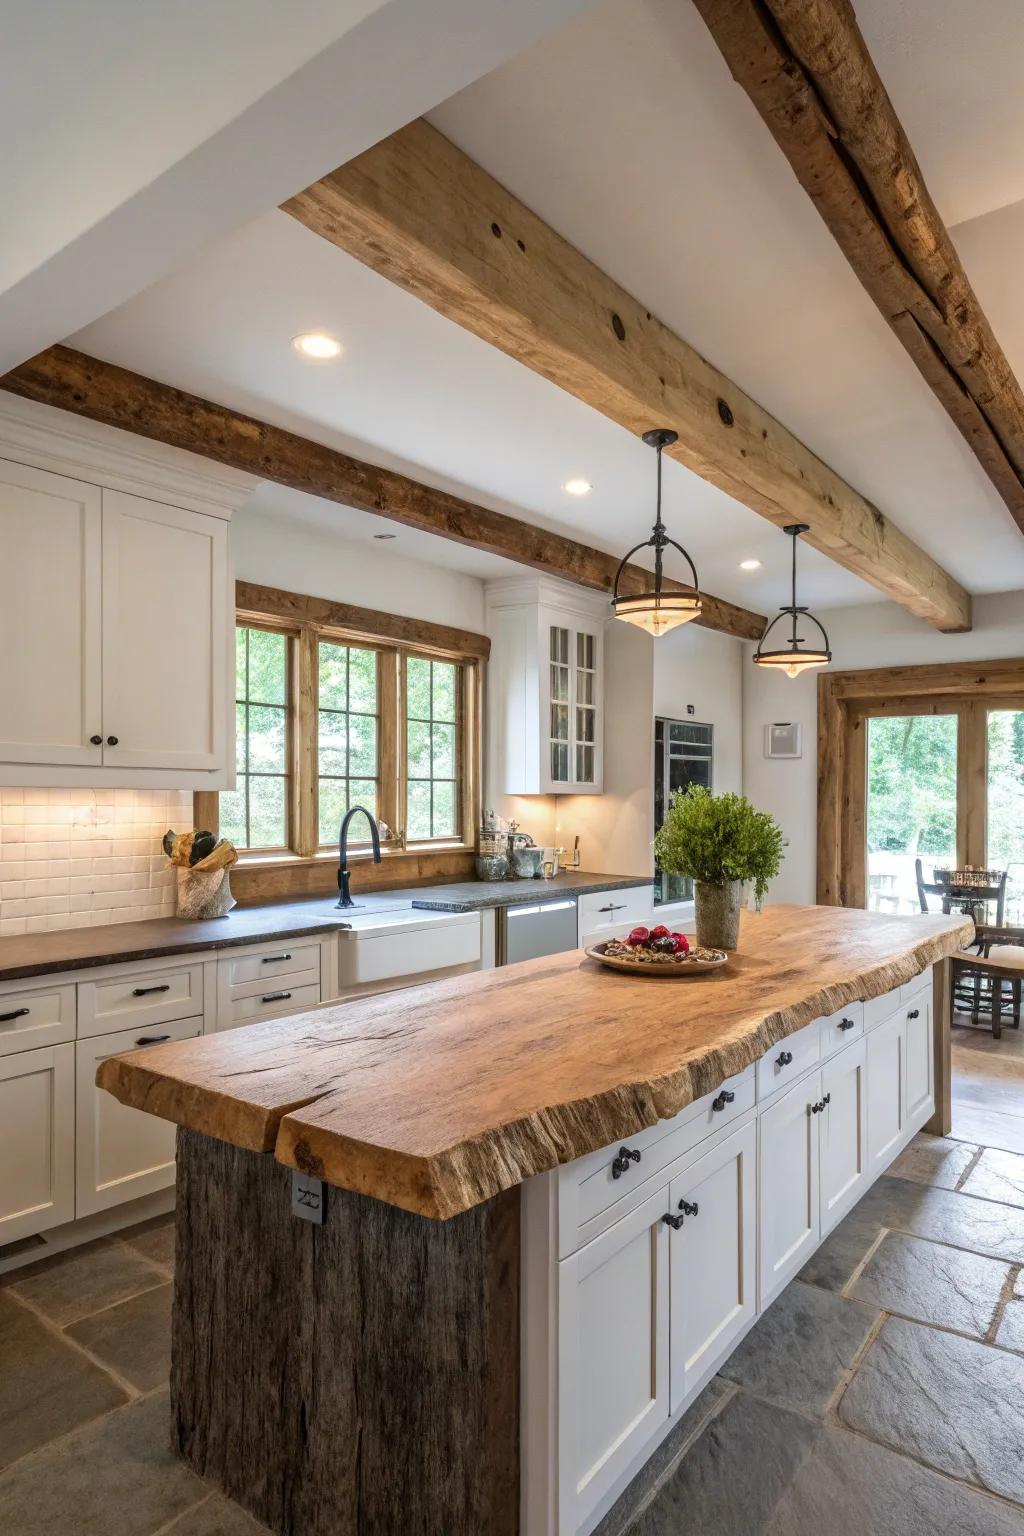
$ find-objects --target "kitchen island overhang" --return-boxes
[97,905,972,1536]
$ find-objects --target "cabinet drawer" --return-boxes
[0,982,76,1057]
[864,987,902,1031]
[227,966,320,1004]
[78,962,204,1039]
[901,968,933,1006]
[223,943,321,988]
[76,1018,200,1218]
[756,1020,820,1103]
[577,886,653,930]
[219,981,321,1031]
[819,1001,864,1060]
[558,1066,755,1256]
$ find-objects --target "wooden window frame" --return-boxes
[194,583,488,901]
[817,659,1024,909]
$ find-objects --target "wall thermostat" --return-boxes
[764,722,802,759]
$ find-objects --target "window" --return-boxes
[217,605,478,858]
[405,657,459,840]
[221,626,289,849]
[318,641,379,843]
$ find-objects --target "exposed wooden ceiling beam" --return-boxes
[691,0,1024,537]
[282,117,971,633]
[0,345,764,641]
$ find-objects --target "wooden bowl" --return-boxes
[585,941,728,977]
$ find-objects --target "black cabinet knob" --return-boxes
[611,1146,642,1180]
[106,735,119,746]
[678,1199,699,1217]
[662,1212,686,1230]
[838,1017,855,1031]
[712,1088,736,1112]
[907,1008,920,1019]
[810,1093,832,1114]
[89,735,102,746]
[776,1050,794,1067]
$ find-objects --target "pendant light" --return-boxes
[611,429,702,636]
[753,524,831,678]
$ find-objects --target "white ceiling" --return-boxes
[65,0,1024,616]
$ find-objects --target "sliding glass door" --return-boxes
[866,714,958,915]
[987,709,1024,925]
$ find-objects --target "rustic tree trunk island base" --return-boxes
[99,906,971,1536]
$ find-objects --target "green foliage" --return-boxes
[867,715,957,858]
[654,786,784,901]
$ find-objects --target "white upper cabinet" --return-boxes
[0,396,254,788]
[0,460,102,768]
[486,576,606,796]
[101,491,227,771]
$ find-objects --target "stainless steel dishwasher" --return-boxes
[497,897,579,965]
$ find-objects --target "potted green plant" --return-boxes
[653,786,784,950]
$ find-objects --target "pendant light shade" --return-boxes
[611,429,702,636]
[753,524,831,678]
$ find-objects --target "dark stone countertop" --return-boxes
[0,873,651,981]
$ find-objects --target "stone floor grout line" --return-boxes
[0,1379,169,1485]
[113,1231,176,1283]
[2,1284,144,1403]
[839,1225,890,1298]
[954,1142,988,1191]
[986,1262,1022,1345]
[148,1490,218,1536]
[822,1307,890,1424]
[604,1381,741,1536]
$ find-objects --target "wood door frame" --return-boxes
[817,659,1024,907]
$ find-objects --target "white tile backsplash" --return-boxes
[0,790,193,935]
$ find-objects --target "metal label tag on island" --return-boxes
[292,1170,326,1225]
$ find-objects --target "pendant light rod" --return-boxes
[752,523,831,677]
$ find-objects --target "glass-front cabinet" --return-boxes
[486,577,605,796]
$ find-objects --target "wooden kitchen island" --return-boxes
[98,905,971,1536]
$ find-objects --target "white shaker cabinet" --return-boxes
[486,576,606,795]
[667,1119,756,1410]
[0,397,254,788]
[0,1043,75,1244]
[557,1187,670,1534]
[820,1038,868,1234]
[0,459,103,769]
[759,1072,821,1306]
[866,1009,905,1175]
[101,491,229,772]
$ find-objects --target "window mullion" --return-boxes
[294,624,318,858]
[379,649,400,841]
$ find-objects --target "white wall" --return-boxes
[654,620,744,795]
[743,589,1024,905]
[234,504,487,633]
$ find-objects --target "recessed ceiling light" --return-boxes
[563,478,592,496]
[739,558,762,571]
[292,332,342,360]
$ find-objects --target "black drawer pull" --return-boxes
[132,984,171,997]
[662,1211,685,1230]
[678,1198,699,1217]
[776,1050,794,1067]
[907,1008,920,1019]
[712,1089,735,1112]
[135,1034,171,1046]
[261,991,293,1004]
[261,954,293,964]
[599,903,627,913]
[838,1016,856,1031]
[611,1146,642,1179]
[0,1007,30,1024]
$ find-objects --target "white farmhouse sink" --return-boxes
[336,906,481,986]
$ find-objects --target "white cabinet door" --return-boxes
[866,1009,905,1175]
[0,1044,75,1242]
[905,997,934,1129]
[820,1039,868,1235]
[668,1118,757,1411]
[759,1071,821,1307]
[76,1018,199,1217]
[544,617,603,794]
[0,459,102,766]
[101,489,228,770]
[558,1187,670,1533]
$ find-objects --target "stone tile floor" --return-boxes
[2,1022,1024,1536]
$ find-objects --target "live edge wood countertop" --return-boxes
[97,905,971,1220]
